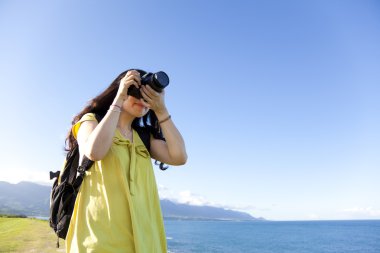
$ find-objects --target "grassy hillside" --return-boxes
[0,216,65,252]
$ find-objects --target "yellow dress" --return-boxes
[65,113,167,253]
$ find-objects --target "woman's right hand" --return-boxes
[116,70,141,100]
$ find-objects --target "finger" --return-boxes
[126,74,141,87]
[126,76,140,86]
[126,71,133,78]
[142,85,158,98]
[122,72,136,84]
[127,70,142,83]
[126,70,139,76]
[121,73,129,83]
[141,87,153,102]
[130,69,141,76]
[124,79,139,89]
[144,85,160,97]
[125,76,141,88]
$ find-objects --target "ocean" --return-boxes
[164,220,380,253]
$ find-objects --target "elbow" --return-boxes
[84,140,113,161]
[85,149,106,162]
[85,153,103,162]
[179,153,188,165]
[172,153,187,166]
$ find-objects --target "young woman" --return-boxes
[65,69,187,252]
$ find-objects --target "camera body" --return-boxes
[127,71,169,99]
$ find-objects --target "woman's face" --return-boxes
[122,95,149,117]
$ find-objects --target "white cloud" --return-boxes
[157,186,261,215]
[158,187,211,206]
[342,207,380,218]
[157,184,176,200]
[158,187,218,206]
[177,190,212,206]
[0,168,52,185]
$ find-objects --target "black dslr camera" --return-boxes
[127,71,169,99]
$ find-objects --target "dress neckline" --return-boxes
[116,128,135,143]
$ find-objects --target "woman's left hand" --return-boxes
[141,85,167,114]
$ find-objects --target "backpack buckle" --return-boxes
[77,166,86,176]
[50,171,60,180]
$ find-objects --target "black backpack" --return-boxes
[49,114,150,247]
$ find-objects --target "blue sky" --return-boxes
[0,0,379,221]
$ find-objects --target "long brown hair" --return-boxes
[65,69,167,169]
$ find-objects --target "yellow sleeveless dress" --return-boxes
[65,113,167,253]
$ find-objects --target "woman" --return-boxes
[65,69,187,252]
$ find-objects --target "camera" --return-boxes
[127,71,169,99]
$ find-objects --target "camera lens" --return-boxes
[153,71,169,91]
[127,70,170,99]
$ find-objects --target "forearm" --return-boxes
[156,110,187,164]
[83,97,123,160]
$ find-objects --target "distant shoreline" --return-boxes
[3,212,379,223]
[16,215,380,223]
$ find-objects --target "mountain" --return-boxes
[0,181,262,221]
[160,199,259,221]
[0,181,50,216]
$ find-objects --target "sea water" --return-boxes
[164,220,380,253]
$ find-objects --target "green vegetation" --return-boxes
[0,214,27,219]
[0,217,65,252]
